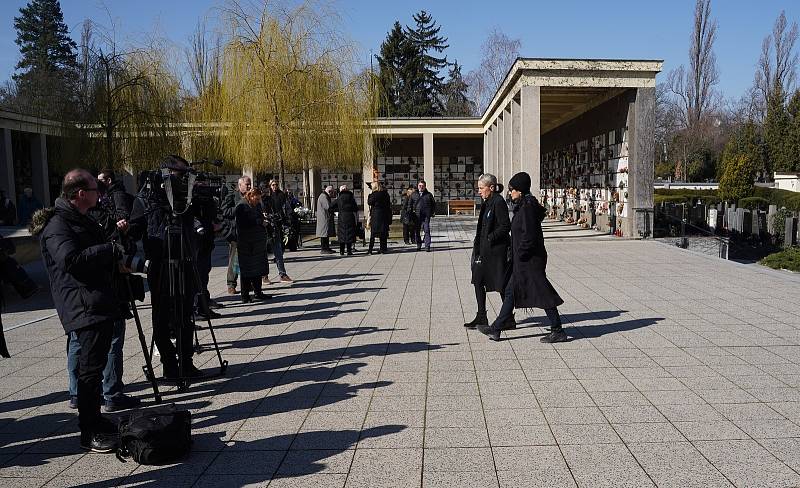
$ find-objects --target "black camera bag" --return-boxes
[117,403,191,464]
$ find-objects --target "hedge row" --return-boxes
[654,187,800,211]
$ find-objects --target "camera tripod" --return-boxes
[148,212,228,391]
[122,276,162,402]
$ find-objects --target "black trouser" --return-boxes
[340,242,353,254]
[241,277,262,298]
[75,321,113,437]
[474,283,505,315]
[402,224,414,243]
[147,263,194,368]
[493,277,562,331]
[369,232,388,253]
[195,236,214,310]
[320,237,331,250]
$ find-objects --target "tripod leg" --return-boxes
[126,280,161,403]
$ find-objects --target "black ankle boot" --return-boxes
[464,313,488,329]
[500,314,516,330]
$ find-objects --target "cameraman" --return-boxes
[192,178,223,320]
[128,156,203,380]
[62,169,141,413]
[33,169,122,453]
[221,176,251,294]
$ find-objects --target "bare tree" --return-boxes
[667,0,719,130]
[465,27,521,114]
[186,19,221,97]
[754,10,799,115]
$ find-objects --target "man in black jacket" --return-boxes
[265,179,292,283]
[411,180,436,251]
[63,169,140,413]
[34,169,123,453]
[222,176,251,293]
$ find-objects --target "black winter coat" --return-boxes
[367,190,391,236]
[411,190,435,218]
[400,194,416,225]
[35,199,123,334]
[235,202,268,279]
[471,192,511,292]
[221,188,244,242]
[336,190,358,244]
[510,194,563,310]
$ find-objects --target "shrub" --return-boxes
[655,195,688,205]
[771,207,796,244]
[737,197,770,210]
[760,246,800,272]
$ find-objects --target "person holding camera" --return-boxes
[128,156,204,380]
[235,188,272,302]
[61,170,141,413]
[264,179,293,283]
[33,169,123,453]
[464,174,513,330]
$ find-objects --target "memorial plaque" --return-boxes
[786,217,799,248]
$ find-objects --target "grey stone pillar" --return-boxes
[31,133,50,206]
[423,132,434,201]
[363,138,375,229]
[497,114,505,190]
[309,167,322,209]
[483,130,489,175]
[512,97,521,178]
[503,105,513,187]
[519,85,541,193]
[628,87,656,238]
[0,128,14,204]
[489,123,497,175]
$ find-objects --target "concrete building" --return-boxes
[1,57,663,237]
[774,172,800,193]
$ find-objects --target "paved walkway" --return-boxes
[2,218,800,487]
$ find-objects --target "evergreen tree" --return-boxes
[12,0,78,117]
[405,10,449,116]
[787,90,800,172]
[764,83,793,176]
[718,121,763,201]
[375,22,407,117]
[441,61,475,116]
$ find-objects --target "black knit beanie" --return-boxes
[508,172,532,194]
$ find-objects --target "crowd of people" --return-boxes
[16,158,565,455]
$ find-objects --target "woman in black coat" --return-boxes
[464,174,512,329]
[235,189,271,303]
[335,185,358,255]
[478,172,566,343]
[400,187,416,244]
[367,182,391,254]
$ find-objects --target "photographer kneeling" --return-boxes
[128,156,204,380]
[33,169,125,453]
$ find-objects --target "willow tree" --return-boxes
[72,21,183,173]
[215,0,375,190]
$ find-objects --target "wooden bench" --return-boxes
[447,199,477,216]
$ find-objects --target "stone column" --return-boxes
[504,105,513,186]
[423,132,434,194]
[519,85,541,194]
[308,167,321,210]
[512,97,521,179]
[488,124,496,175]
[497,114,505,190]
[0,128,14,204]
[483,130,489,175]
[31,133,50,206]
[363,138,375,232]
[628,87,655,238]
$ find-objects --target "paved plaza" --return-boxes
[2,218,800,487]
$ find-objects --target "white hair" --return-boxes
[339,184,348,192]
[478,173,497,188]
[324,185,334,192]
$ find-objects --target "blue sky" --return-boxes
[1,0,799,102]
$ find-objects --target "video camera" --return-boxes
[138,156,225,214]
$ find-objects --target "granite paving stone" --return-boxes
[3,218,800,487]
